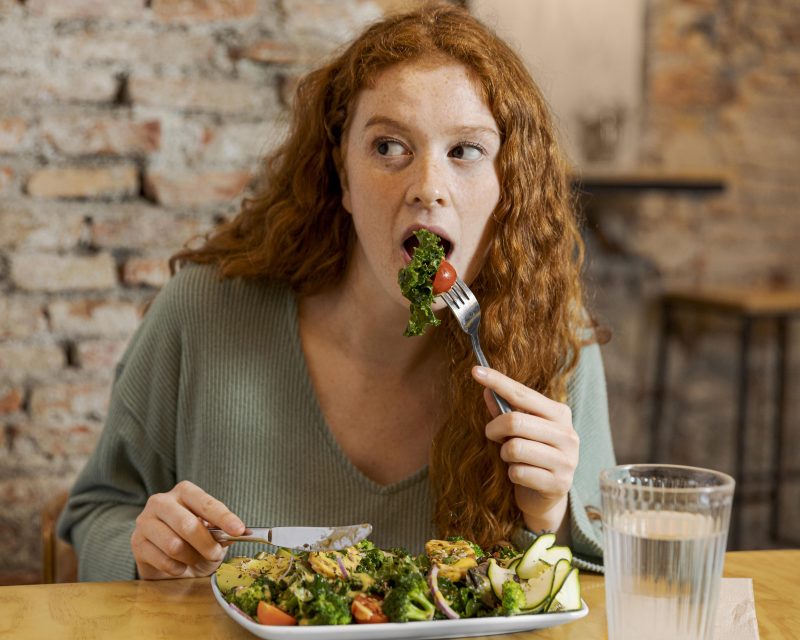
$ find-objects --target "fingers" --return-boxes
[133,534,188,579]
[473,366,571,424]
[508,464,571,497]
[471,367,579,520]
[131,481,243,580]
[176,480,245,536]
[484,411,579,452]
[499,437,568,472]
[159,481,244,562]
[142,514,211,567]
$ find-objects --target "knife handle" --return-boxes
[207,528,262,544]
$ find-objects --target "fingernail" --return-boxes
[473,366,489,378]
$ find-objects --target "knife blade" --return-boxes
[207,523,372,552]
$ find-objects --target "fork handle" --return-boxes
[470,335,512,414]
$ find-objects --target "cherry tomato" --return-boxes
[256,601,297,626]
[432,260,456,295]
[351,593,389,624]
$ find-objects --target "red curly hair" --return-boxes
[171,2,591,549]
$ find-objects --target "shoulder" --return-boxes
[567,340,606,394]
[119,265,293,371]
[148,264,292,325]
[566,339,610,440]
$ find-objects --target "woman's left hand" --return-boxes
[471,366,579,534]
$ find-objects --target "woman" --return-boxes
[58,2,614,582]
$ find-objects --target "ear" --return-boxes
[333,146,352,214]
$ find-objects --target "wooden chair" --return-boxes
[41,490,78,583]
[649,287,800,549]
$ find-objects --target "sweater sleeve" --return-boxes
[513,340,615,572]
[56,275,186,582]
[564,340,615,569]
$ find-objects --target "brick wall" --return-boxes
[584,0,800,548]
[1,0,798,582]
[0,0,409,584]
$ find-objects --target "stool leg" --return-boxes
[770,316,788,542]
[733,316,753,550]
[650,300,673,463]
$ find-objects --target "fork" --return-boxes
[440,278,512,414]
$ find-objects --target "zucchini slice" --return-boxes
[541,545,573,565]
[487,558,518,600]
[520,563,555,611]
[546,567,581,612]
[515,533,556,579]
[548,558,572,599]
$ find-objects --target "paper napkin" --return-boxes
[713,578,760,640]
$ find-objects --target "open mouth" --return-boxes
[403,230,453,260]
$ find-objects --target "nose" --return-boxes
[406,154,449,208]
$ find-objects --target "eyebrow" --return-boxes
[363,115,499,139]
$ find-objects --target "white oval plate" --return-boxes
[211,575,588,640]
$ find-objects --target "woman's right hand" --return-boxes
[131,480,245,580]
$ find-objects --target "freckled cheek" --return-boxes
[347,169,403,210]
[455,179,499,222]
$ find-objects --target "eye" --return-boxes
[375,138,408,157]
[449,142,485,161]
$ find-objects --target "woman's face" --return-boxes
[339,60,501,311]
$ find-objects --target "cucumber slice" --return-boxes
[487,558,518,600]
[541,545,572,565]
[520,563,555,611]
[548,558,572,599]
[507,557,521,572]
[515,533,556,579]
[546,567,581,612]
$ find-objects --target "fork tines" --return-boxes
[441,278,472,309]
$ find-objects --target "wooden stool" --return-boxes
[41,490,78,583]
[649,288,800,549]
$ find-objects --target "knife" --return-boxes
[207,523,372,552]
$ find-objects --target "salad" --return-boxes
[397,229,457,337]
[215,534,581,626]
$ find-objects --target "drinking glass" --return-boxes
[600,464,735,640]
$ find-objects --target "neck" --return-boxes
[298,267,446,379]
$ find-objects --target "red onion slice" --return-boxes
[278,555,294,581]
[429,564,460,619]
[336,555,350,580]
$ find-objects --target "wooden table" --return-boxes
[1,551,796,639]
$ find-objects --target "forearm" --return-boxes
[69,503,142,581]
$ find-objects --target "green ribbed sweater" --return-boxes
[57,265,615,581]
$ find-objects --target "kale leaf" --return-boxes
[397,229,445,337]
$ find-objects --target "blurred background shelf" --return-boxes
[571,168,730,193]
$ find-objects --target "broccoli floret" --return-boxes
[501,580,527,616]
[295,574,352,625]
[357,546,424,595]
[382,573,436,622]
[275,579,306,617]
[446,536,485,560]
[227,577,271,617]
[356,545,388,574]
